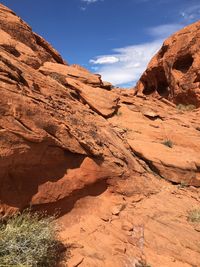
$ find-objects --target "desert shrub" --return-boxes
[176,104,196,111]
[187,208,200,223]
[136,261,152,267]
[0,211,63,267]
[162,139,173,148]
[177,181,188,188]
[116,110,122,116]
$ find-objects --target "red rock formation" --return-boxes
[0,4,200,267]
[39,62,102,87]
[135,21,200,107]
[0,4,66,68]
[110,89,200,187]
[0,3,143,216]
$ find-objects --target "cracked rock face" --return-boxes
[110,89,200,188]
[0,3,200,217]
[0,3,143,215]
[1,4,200,267]
[0,4,66,68]
[135,21,200,107]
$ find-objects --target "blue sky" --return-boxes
[1,0,200,86]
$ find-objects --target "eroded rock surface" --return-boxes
[135,21,200,107]
[0,4,143,215]
[0,4,200,267]
[109,89,200,187]
[59,178,200,267]
[0,4,66,68]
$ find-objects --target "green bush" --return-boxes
[0,211,63,267]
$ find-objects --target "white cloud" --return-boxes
[90,23,182,87]
[180,4,200,23]
[147,23,183,39]
[81,0,102,4]
[80,0,103,10]
[90,56,119,64]
[80,6,87,11]
[91,40,161,86]
[82,0,98,3]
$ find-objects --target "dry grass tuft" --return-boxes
[187,208,200,223]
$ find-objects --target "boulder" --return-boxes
[65,77,119,117]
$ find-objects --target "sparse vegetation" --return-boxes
[0,211,64,267]
[116,110,122,116]
[136,261,152,267]
[187,208,200,223]
[176,104,196,111]
[162,139,173,148]
[178,181,188,188]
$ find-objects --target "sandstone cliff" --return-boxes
[0,4,200,267]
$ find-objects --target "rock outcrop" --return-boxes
[110,89,200,187]
[0,4,200,267]
[0,4,66,69]
[0,3,143,215]
[135,21,200,107]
